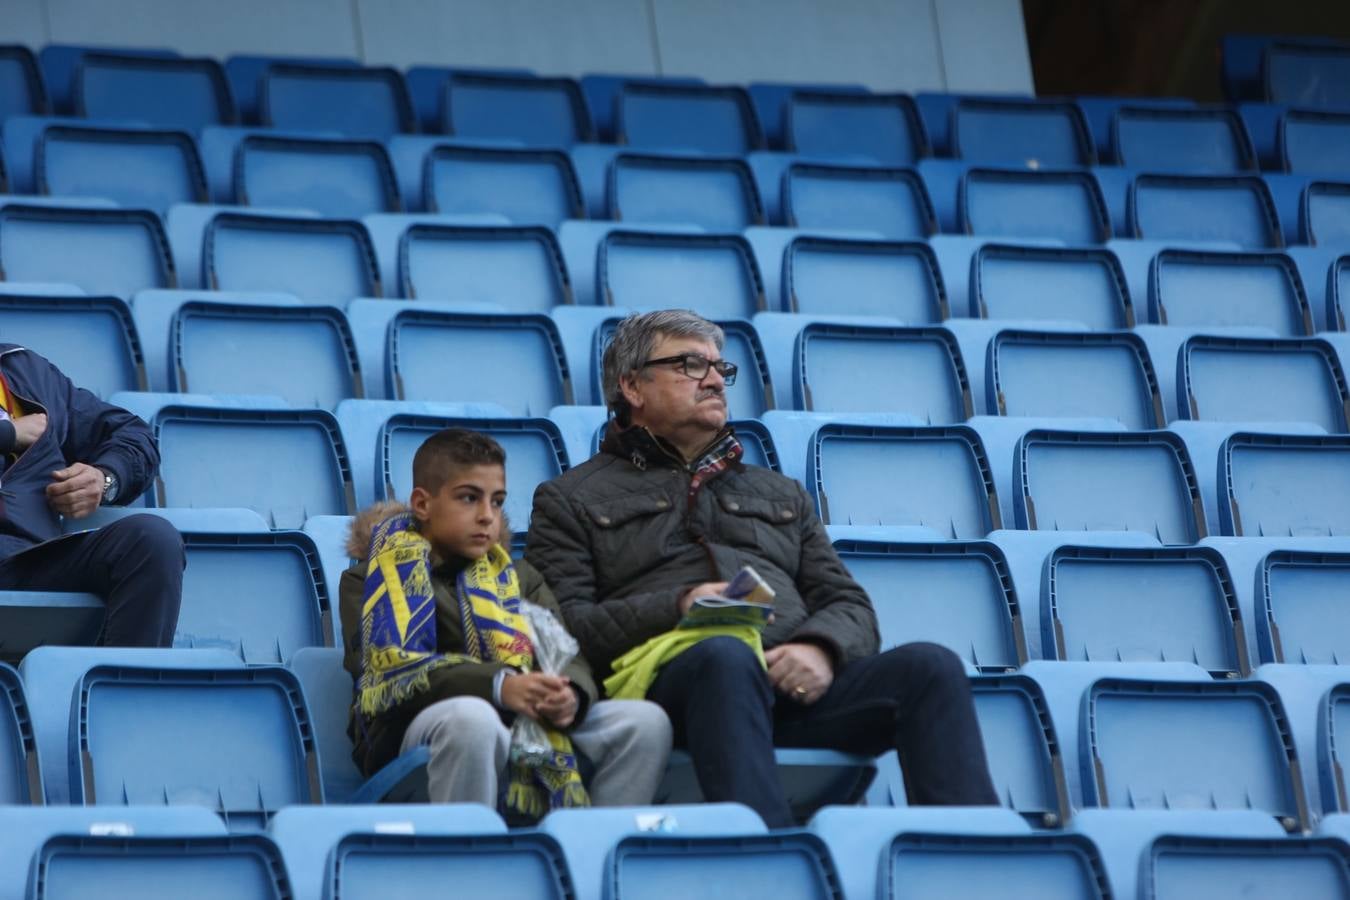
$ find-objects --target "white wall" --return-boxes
[0,0,1034,94]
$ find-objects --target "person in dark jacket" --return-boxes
[0,344,182,647]
[525,310,999,828]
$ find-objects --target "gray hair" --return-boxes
[601,309,725,425]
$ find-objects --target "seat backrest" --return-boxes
[783,163,937,239]
[1281,110,1350,177]
[784,236,947,321]
[604,832,839,900]
[1145,834,1350,900]
[1303,181,1350,248]
[0,294,145,398]
[972,675,1071,827]
[236,134,399,218]
[0,45,47,119]
[952,99,1095,167]
[327,831,574,899]
[1258,550,1350,665]
[1266,42,1350,108]
[0,204,174,298]
[1322,685,1350,813]
[1178,335,1349,431]
[443,72,591,146]
[1130,174,1282,249]
[886,833,1110,900]
[987,330,1163,429]
[203,212,380,301]
[1113,106,1256,175]
[422,145,585,228]
[260,62,414,140]
[961,169,1111,244]
[400,223,572,311]
[609,153,764,231]
[785,91,926,166]
[37,126,208,212]
[1148,249,1312,335]
[0,663,40,804]
[973,244,1133,328]
[598,230,766,320]
[1043,544,1247,676]
[1219,432,1350,537]
[76,52,234,130]
[616,83,762,155]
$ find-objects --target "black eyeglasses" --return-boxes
[639,354,738,386]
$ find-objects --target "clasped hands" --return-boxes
[11,413,103,520]
[502,672,579,728]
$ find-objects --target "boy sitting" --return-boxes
[340,428,671,817]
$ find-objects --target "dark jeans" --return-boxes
[0,514,184,647]
[647,636,998,828]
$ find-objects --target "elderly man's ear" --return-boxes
[619,372,646,412]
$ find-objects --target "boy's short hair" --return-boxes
[412,429,506,494]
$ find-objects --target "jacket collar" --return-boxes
[601,422,738,472]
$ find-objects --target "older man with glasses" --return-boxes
[525,309,997,827]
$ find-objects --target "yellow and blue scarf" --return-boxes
[357,511,589,817]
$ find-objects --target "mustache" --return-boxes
[696,387,725,402]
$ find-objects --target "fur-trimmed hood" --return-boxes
[345,500,513,560]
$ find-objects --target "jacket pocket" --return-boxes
[585,491,676,529]
[713,490,801,569]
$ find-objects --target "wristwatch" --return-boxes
[98,468,119,506]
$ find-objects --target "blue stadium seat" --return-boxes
[885,832,1110,899]
[0,293,145,398]
[1177,335,1349,431]
[972,244,1134,328]
[784,90,927,166]
[165,203,323,292]
[1281,109,1350,178]
[1148,249,1313,334]
[987,330,1164,429]
[36,125,208,212]
[609,153,764,231]
[399,222,571,310]
[795,323,972,421]
[422,145,585,228]
[1257,550,1350,665]
[1042,544,1248,675]
[1130,174,1282,249]
[75,52,235,130]
[0,204,174,298]
[616,82,763,155]
[0,663,40,804]
[203,212,381,300]
[405,64,536,133]
[1266,42,1350,108]
[330,831,573,900]
[223,53,358,124]
[1146,833,1350,900]
[961,169,1112,243]
[38,45,176,115]
[1302,180,1350,247]
[1081,676,1306,829]
[599,230,766,319]
[784,236,948,320]
[808,423,1000,536]
[952,99,1095,167]
[170,298,361,409]
[783,163,937,239]
[969,674,1073,826]
[604,830,840,900]
[831,537,1023,671]
[1112,106,1257,175]
[747,81,868,150]
[1013,428,1205,544]
[1218,432,1350,537]
[0,44,47,120]
[259,63,414,140]
[177,530,332,663]
[579,73,704,143]
[443,72,592,146]
[118,394,356,529]
[235,134,399,218]
[1074,96,1195,163]
[30,833,290,899]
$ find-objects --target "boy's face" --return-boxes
[410,464,507,560]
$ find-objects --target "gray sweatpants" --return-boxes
[400,695,673,807]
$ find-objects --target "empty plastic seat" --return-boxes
[1281,110,1350,177]
[616,83,762,155]
[1219,432,1350,537]
[1112,106,1257,175]
[783,163,937,239]
[1149,249,1312,334]
[260,63,414,140]
[987,330,1163,429]
[0,45,47,119]
[1082,677,1306,829]
[75,52,235,130]
[171,300,361,408]
[443,72,591,146]
[832,538,1023,671]
[423,145,585,228]
[961,169,1111,244]
[795,323,972,421]
[1144,833,1350,900]
[1130,174,1282,249]
[599,231,765,319]
[785,91,926,166]
[972,675,1071,825]
[1178,336,1349,431]
[1014,429,1204,543]
[203,212,380,301]
[399,223,571,312]
[973,245,1133,328]
[784,237,947,320]
[952,99,1095,167]
[1266,42,1350,108]
[36,126,208,212]
[808,423,1000,536]
[0,663,39,804]
[1042,544,1248,675]
[886,832,1109,899]
[1257,550,1350,664]
[1304,181,1350,247]
[0,293,144,398]
[609,153,764,231]
[235,134,398,218]
[605,831,838,900]
[0,205,174,297]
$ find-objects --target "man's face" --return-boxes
[622,336,729,439]
[410,464,507,561]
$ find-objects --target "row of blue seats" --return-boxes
[2,802,1347,899]
[1222,33,1350,109]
